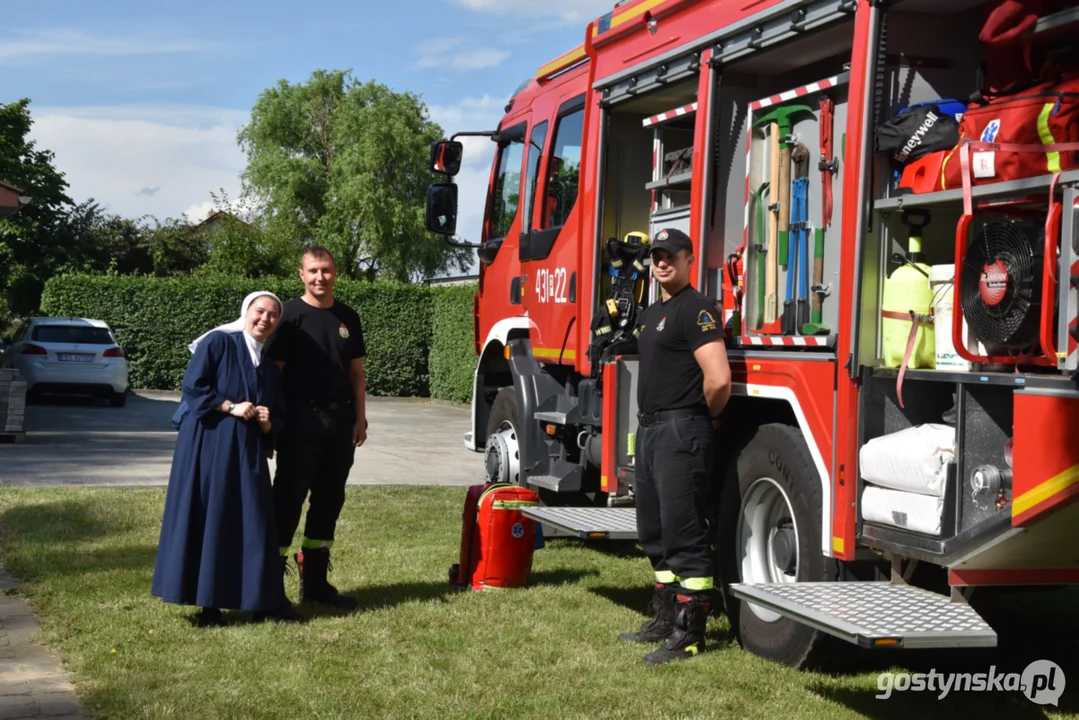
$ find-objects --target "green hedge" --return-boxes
[430,285,476,404]
[39,274,477,402]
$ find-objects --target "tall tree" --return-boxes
[0,99,75,317]
[237,70,471,281]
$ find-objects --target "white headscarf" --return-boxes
[188,290,284,367]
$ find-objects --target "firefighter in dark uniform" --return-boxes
[265,245,366,610]
[618,227,732,665]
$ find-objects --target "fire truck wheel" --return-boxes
[484,387,604,508]
[484,387,521,487]
[718,422,837,670]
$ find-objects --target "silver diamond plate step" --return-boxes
[729,582,998,649]
[521,507,638,540]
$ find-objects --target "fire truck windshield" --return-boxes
[488,133,525,242]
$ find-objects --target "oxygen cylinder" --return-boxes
[882,212,936,369]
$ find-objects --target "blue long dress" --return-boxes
[151,330,288,612]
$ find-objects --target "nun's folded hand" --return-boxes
[230,401,257,420]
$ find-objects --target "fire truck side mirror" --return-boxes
[426,183,458,236]
[430,140,463,176]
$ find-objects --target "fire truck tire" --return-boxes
[485,386,603,508]
[486,387,519,442]
[717,422,841,670]
[485,387,521,486]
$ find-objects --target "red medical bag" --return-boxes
[941,75,1079,190]
[449,483,540,592]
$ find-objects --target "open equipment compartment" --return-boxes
[739,73,849,346]
[860,0,1079,378]
[852,0,1079,560]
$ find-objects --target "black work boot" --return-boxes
[296,547,358,610]
[642,591,711,665]
[618,582,678,643]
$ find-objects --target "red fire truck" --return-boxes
[425,0,1079,667]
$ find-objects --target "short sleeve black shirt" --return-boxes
[264,297,367,405]
[636,286,725,415]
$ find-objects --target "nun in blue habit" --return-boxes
[152,291,302,626]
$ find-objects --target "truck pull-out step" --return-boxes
[728,582,998,649]
[521,507,638,540]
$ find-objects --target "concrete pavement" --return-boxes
[0,565,84,719]
[0,391,483,488]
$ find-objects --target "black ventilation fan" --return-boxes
[960,218,1044,350]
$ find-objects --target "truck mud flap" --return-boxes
[521,507,638,540]
[728,581,998,649]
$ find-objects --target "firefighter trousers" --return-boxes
[633,414,717,588]
[272,426,356,550]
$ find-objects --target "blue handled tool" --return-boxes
[782,144,812,335]
[790,143,812,334]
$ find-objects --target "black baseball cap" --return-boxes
[649,228,693,256]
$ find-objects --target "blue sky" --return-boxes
[0,0,614,261]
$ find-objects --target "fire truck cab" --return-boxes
[425,0,1079,668]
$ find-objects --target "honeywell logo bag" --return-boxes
[876,104,961,166]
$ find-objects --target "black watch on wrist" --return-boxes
[227,402,236,413]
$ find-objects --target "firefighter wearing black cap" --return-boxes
[618,227,732,665]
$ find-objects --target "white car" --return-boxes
[0,317,129,406]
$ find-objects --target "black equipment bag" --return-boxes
[875,104,961,166]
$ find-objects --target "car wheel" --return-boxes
[110,391,127,407]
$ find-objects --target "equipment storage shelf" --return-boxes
[871,366,1079,392]
[866,174,1079,379]
[1033,5,1079,38]
[856,368,1020,563]
[643,103,696,212]
[873,170,1079,212]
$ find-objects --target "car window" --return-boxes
[523,121,549,232]
[488,129,526,242]
[541,107,584,230]
[31,326,114,344]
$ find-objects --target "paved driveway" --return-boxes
[0,391,482,488]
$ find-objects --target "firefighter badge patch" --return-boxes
[339,323,350,339]
[697,310,716,332]
[656,229,668,242]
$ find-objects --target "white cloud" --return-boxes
[427,95,508,248]
[451,0,615,24]
[0,28,207,63]
[27,105,249,222]
[183,201,217,224]
[414,37,510,72]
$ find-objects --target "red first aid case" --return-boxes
[449,483,540,592]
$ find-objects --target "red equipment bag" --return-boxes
[941,75,1079,191]
[977,0,1073,94]
[449,483,540,592]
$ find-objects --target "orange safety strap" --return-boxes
[881,309,933,409]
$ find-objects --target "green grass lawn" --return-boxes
[1,486,1078,719]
